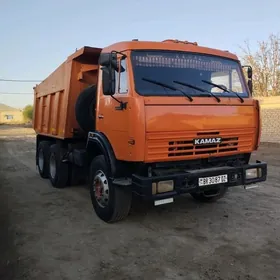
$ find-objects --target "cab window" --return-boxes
[117,58,128,94]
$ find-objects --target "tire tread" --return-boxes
[38,141,51,178]
[90,155,131,223]
[49,144,69,188]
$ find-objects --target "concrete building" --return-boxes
[0,103,24,124]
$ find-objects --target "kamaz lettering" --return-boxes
[194,137,222,145]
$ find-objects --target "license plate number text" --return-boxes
[198,174,228,186]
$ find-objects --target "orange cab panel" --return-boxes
[144,102,257,162]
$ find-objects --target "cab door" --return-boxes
[96,57,131,161]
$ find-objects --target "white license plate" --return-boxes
[198,174,228,186]
[154,197,174,206]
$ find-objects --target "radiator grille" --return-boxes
[168,136,238,157]
[146,129,254,162]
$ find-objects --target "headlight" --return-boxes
[152,180,174,194]
[246,168,262,179]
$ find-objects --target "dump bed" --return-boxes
[33,46,102,139]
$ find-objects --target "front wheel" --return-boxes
[89,155,132,223]
[191,186,228,203]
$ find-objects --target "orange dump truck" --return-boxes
[33,39,267,223]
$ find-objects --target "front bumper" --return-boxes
[131,161,267,200]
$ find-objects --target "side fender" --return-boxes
[86,131,117,176]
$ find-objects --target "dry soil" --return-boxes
[0,127,280,280]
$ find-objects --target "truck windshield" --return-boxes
[131,50,248,98]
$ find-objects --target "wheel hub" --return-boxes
[93,170,109,208]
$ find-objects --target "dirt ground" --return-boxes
[0,127,280,280]
[0,124,34,137]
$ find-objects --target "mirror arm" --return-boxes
[111,95,122,104]
[111,50,127,59]
[115,101,127,111]
[110,95,127,111]
[110,50,126,72]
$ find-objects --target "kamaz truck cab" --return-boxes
[34,39,267,223]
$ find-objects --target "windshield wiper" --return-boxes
[173,80,221,103]
[201,80,244,103]
[142,78,193,101]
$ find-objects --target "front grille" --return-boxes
[146,129,254,162]
[168,136,238,157]
[168,140,193,156]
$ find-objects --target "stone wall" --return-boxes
[257,96,280,143]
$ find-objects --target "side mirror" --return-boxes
[99,51,126,72]
[247,67,252,79]
[248,79,253,94]
[242,65,253,94]
[99,52,117,66]
[101,66,116,95]
[242,65,253,79]
[99,53,111,67]
[99,52,117,95]
[99,50,127,95]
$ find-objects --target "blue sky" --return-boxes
[0,0,279,108]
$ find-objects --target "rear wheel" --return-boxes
[48,144,69,188]
[89,155,132,223]
[191,186,228,202]
[37,141,51,178]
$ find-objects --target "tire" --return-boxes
[48,144,69,188]
[37,141,51,178]
[89,155,132,223]
[75,85,96,132]
[191,186,228,203]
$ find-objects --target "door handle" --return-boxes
[98,114,104,119]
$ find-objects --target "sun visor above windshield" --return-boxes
[132,52,235,71]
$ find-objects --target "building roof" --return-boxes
[0,103,20,112]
